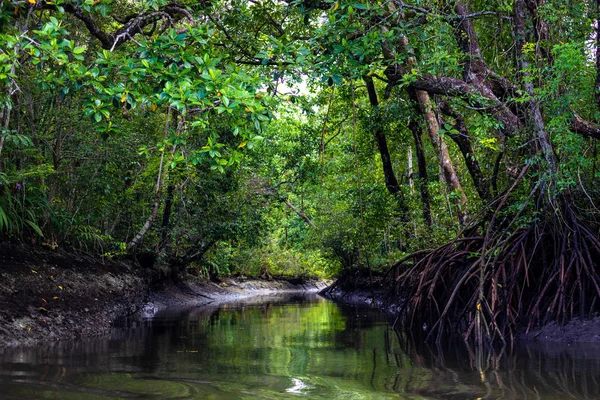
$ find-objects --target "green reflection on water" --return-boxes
[1,297,432,399]
[100,298,432,399]
[3,295,600,399]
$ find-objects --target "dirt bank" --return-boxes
[0,242,330,347]
[322,275,600,344]
[142,276,330,317]
[519,317,600,343]
[0,242,149,347]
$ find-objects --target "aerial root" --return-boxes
[388,196,600,344]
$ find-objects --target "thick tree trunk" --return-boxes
[409,76,520,138]
[414,89,468,224]
[395,33,468,224]
[439,101,490,201]
[450,2,521,136]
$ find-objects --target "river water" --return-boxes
[1,293,600,399]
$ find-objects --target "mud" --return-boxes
[520,317,600,343]
[0,242,148,347]
[322,276,600,344]
[0,242,330,347]
[142,276,330,318]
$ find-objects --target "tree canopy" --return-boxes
[1,0,600,339]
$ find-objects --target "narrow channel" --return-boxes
[1,294,600,399]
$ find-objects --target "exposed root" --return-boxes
[389,179,600,344]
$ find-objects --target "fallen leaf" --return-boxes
[58,285,63,290]
[41,298,47,303]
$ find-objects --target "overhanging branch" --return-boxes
[40,1,193,50]
[409,76,521,137]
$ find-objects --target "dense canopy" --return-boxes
[1,0,599,340]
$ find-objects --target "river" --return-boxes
[1,293,600,399]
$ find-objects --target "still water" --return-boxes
[1,294,600,399]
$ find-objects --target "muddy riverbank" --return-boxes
[321,276,600,344]
[142,277,330,318]
[0,242,329,347]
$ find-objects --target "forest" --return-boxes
[1,0,599,342]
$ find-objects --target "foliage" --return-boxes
[0,0,599,319]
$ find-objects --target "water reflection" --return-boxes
[0,294,599,399]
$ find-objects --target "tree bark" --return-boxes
[416,90,468,224]
[395,30,468,224]
[409,76,521,137]
[514,0,557,173]
[363,76,401,196]
[282,199,317,229]
[0,108,8,161]
[439,101,490,201]
[409,120,432,226]
[407,146,414,194]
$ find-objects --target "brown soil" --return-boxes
[0,241,330,347]
[0,242,149,347]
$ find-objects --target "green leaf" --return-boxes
[25,220,44,237]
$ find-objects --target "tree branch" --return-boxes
[409,76,521,137]
[281,199,318,229]
[572,114,600,140]
[41,1,192,50]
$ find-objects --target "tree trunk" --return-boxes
[439,101,490,201]
[414,89,468,224]
[396,31,469,224]
[128,108,174,249]
[0,107,10,161]
[407,146,414,195]
[514,0,557,173]
[160,182,175,249]
[409,120,432,226]
[363,76,401,196]
[282,199,317,229]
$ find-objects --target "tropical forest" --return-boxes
[2,1,600,396]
